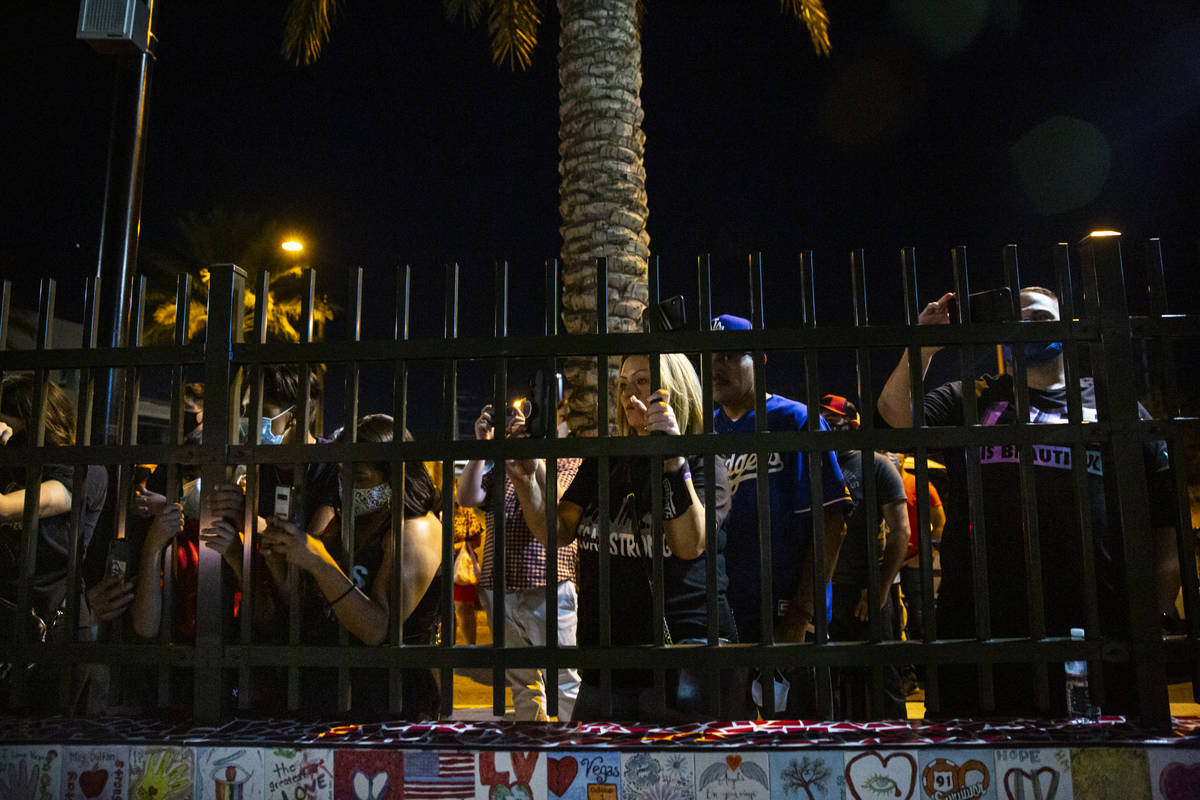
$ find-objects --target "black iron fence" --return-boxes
[0,234,1196,729]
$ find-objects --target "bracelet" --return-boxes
[661,461,694,521]
[329,579,357,607]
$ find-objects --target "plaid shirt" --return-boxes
[479,459,580,591]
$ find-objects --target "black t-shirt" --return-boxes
[0,463,108,619]
[563,454,733,687]
[923,375,1172,638]
[832,450,908,586]
[298,509,442,719]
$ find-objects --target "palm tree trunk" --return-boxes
[557,0,649,435]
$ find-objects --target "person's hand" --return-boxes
[854,588,871,622]
[133,486,168,518]
[475,405,496,441]
[199,517,244,561]
[777,605,812,643]
[86,574,134,623]
[0,420,12,446]
[504,458,538,484]
[208,482,246,528]
[260,516,326,571]
[918,292,956,326]
[506,403,529,438]
[640,389,680,435]
[146,502,184,552]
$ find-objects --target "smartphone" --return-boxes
[106,538,130,581]
[274,485,294,519]
[947,287,1014,324]
[643,295,687,332]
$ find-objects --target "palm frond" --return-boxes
[780,0,831,57]
[488,0,543,71]
[445,0,486,27]
[282,0,340,66]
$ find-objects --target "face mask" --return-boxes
[339,482,392,517]
[238,406,294,445]
[1003,342,1063,365]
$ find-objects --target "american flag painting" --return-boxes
[403,751,476,799]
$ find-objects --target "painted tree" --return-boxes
[280,0,830,432]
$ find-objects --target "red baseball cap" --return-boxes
[820,394,860,423]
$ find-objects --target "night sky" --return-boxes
[5,1,1200,431]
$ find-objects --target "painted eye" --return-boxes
[863,774,901,798]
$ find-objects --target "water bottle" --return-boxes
[1065,627,1099,721]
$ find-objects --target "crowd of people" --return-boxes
[0,285,1189,722]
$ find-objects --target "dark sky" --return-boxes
[5,1,1200,429]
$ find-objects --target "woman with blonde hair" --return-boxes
[509,352,740,721]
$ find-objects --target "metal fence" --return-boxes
[0,233,1196,729]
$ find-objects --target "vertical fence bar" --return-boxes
[542,257,562,720]
[844,249,887,715]
[1081,232,1169,728]
[164,272,191,710]
[491,259,509,716]
[1145,239,1200,697]
[595,256,612,716]
[947,245,995,712]
[196,264,245,723]
[1053,242,1106,707]
[441,262,460,719]
[646,255,667,718]
[11,278,54,707]
[389,265,411,713]
[697,254,721,716]
[748,252,776,717]
[237,270,269,711]
[337,268,364,712]
[1002,245,1050,712]
[799,251,833,716]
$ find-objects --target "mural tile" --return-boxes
[917,748,996,800]
[195,746,265,800]
[769,751,844,800]
[64,745,131,800]
[1070,748,1151,800]
[842,749,919,800]
[694,752,769,800]
[264,747,335,800]
[1147,746,1200,800]
[993,747,1072,800]
[128,745,194,800]
[333,749,403,800]
[546,752,621,800]
[0,744,63,800]
[620,751,695,800]
[477,750,548,800]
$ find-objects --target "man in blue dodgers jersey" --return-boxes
[876,286,1178,717]
[710,314,853,715]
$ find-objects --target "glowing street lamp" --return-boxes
[281,239,304,252]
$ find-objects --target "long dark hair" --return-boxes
[0,374,76,447]
[336,414,439,517]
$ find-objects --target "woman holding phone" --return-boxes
[508,353,739,721]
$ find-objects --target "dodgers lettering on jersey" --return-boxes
[725,451,785,493]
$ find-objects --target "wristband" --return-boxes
[661,461,694,521]
[329,579,357,607]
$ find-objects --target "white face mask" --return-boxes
[339,482,392,517]
[238,406,294,445]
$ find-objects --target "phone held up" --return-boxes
[106,538,129,581]
[274,485,294,521]
[946,287,1015,324]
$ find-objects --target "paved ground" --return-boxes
[449,607,1200,720]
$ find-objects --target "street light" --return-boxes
[281,239,304,252]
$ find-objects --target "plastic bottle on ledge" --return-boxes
[1065,627,1100,721]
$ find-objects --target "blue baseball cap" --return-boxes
[710,314,752,331]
